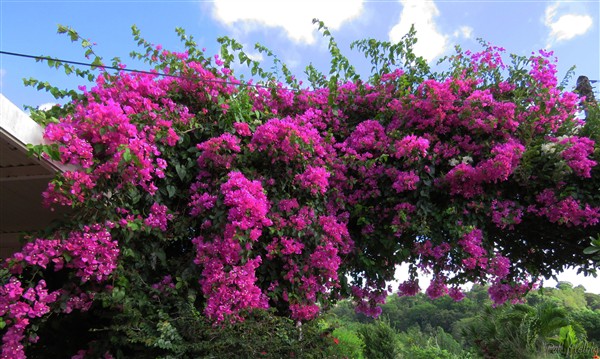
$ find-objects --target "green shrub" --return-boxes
[358,319,398,359]
[331,327,365,359]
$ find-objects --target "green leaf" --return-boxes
[122,148,132,162]
[26,143,43,158]
[127,221,140,231]
[68,29,79,42]
[123,248,135,258]
[583,246,600,255]
[167,185,176,198]
[47,145,61,161]
[176,164,186,181]
[91,57,103,69]
[128,188,141,204]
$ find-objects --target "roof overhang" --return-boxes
[0,94,69,259]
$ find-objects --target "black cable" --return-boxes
[2,50,595,104]
[0,50,280,90]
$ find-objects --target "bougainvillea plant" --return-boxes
[1,21,599,357]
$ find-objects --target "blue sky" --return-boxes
[1,0,599,292]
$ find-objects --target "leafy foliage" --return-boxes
[331,285,600,359]
[2,21,599,357]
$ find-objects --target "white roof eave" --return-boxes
[0,93,70,173]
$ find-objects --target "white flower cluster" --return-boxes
[541,142,557,155]
[449,155,474,167]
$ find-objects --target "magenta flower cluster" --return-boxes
[1,279,59,359]
[10,225,118,283]
[557,136,597,178]
[2,39,598,356]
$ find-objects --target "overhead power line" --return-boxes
[0,50,280,90]
[1,50,597,106]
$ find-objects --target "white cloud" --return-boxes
[38,103,57,111]
[544,2,593,47]
[241,43,264,62]
[0,68,6,87]
[212,0,364,44]
[454,26,473,40]
[389,0,449,63]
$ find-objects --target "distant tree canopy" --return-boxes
[1,22,599,357]
[332,284,600,359]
